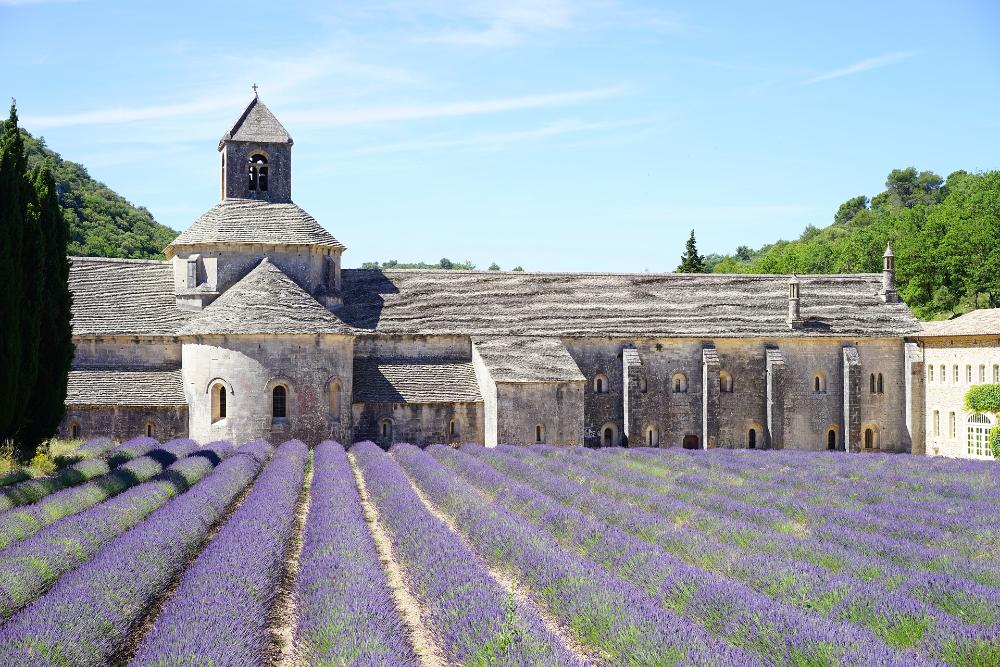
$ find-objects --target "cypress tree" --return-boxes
[14,161,43,458]
[0,102,27,444]
[677,229,706,273]
[22,165,73,449]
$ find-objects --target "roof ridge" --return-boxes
[344,268,884,279]
[70,256,171,266]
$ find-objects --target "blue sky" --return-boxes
[2,1,998,270]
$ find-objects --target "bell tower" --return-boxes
[219,87,293,202]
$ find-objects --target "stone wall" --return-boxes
[351,401,484,446]
[495,381,584,446]
[72,337,181,369]
[354,334,470,360]
[922,334,1000,458]
[181,333,353,445]
[222,140,292,202]
[59,406,187,442]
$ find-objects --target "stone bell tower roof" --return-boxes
[218,95,292,150]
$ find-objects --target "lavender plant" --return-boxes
[294,440,418,666]
[0,440,274,666]
[130,439,307,666]
[0,440,234,619]
[351,441,583,666]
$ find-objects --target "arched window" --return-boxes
[379,418,393,442]
[966,365,972,383]
[449,419,459,440]
[948,412,956,438]
[594,373,608,394]
[813,372,827,394]
[869,373,876,394]
[535,423,545,443]
[645,425,658,447]
[719,371,733,393]
[940,365,945,383]
[979,364,986,383]
[877,373,884,394]
[864,428,875,450]
[70,422,80,439]
[329,380,341,420]
[928,366,934,382]
[933,410,940,436]
[145,422,155,438]
[994,364,999,383]
[968,413,994,457]
[748,428,757,449]
[639,376,648,393]
[211,383,227,423]
[827,428,837,450]
[672,373,688,393]
[272,385,287,420]
[603,426,614,447]
[248,153,268,192]
[953,365,959,383]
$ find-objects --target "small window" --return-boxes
[813,372,827,394]
[933,410,940,437]
[602,426,616,447]
[949,412,956,439]
[827,429,837,450]
[145,422,155,438]
[272,385,287,420]
[449,419,458,439]
[869,373,876,394]
[748,429,757,449]
[877,373,884,394]
[594,373,608,394]
[672,373,688,393]
[645,425,658,446]
[940,365,945,383]
[978,365,985,384]
[994,364,999,383]
[953,365,959,383]
[966,365,972,383]
[719,371,733,393]
[928,366,934,382]
[535,423,545,443]
[639,376,648,393]
[212,383,227,423]
[864,428,875,450]
[379,418,393,442]
[248,153,269,192]
[329,380,341,420]
[70,422,80,439]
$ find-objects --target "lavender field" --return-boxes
[0,440,997,666]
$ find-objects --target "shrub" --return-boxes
[28,451,55,475]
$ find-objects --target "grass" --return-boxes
[0,438,88,484]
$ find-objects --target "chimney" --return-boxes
[880,243,899,303]
[787,274,803,329]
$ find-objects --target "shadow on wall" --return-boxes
[335,270,399,331]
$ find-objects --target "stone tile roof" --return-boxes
[66,369,186,407]
[69,257,192,337]
[166,199,344,254]
[919,309,1000,337]
[352,359,483,404]
[338,270,921,339]
[219,96,292,147]
[472,337,585,383]
[178,259,349,336]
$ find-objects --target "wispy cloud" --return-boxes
[344,117,646,156]
[804,51,914,84]
[413,0,577,46]
[284,85,626,126]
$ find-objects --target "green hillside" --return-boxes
[21,131,176,259]
[711,168,1000,320]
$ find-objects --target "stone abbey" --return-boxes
[61,95,937,453]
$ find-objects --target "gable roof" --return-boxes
[352,359,482,403]
[69,257,192,337]
[337,270,921,339]
[219,96,291,148]
[165,199,345,255]
[177,259,348,336]
[473,336,585,383]
[919,309,1000,337]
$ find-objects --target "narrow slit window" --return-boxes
[272,385,287,420]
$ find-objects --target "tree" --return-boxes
[0,101,28,445]
[439,258,454,270]
[512,265,524,272]
[21,165,74,447]
[676,229,706,273]
[873,167,944,209]
[833,195,868,226]
[488,262,501,271]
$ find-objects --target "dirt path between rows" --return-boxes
[349,453,446,667]
[265,458,313,667]
[394,455,596,667]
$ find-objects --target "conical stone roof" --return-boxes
[165,199,345,254]
[178,259,349,336]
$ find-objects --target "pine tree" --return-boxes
[22,165,73,449]
[0,102,27,444]
[677,229,706,272]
